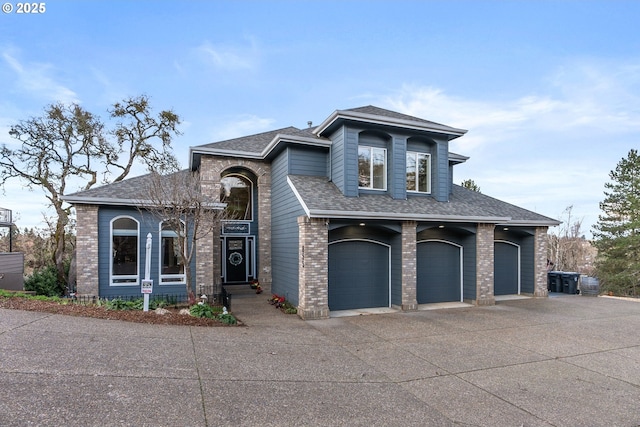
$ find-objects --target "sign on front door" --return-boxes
[225,237,247,283]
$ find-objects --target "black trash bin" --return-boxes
[561,272,580,294]
[547,271,562,293]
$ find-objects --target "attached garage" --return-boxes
[328,240,390,311]
[416,240,462,304]
[494,241,520,295]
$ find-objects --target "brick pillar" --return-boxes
[75,204,99,297]
[256,171,272,286]
[297,216,329,320]
[533,227,549,297]
[476,223,495,305]
[401,221,418,310]
[197,163,218,290]
[195,216,216,292]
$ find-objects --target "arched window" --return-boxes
[160,220,186,284]
[220,174,252,220]
[111,217,139,286]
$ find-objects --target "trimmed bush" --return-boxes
[24,266,64,297]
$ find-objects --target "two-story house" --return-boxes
[65,106,559,319]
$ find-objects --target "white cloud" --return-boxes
[2,50,79,104]
[382,59,640,238]
[211,114,275,141]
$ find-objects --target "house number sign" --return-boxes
[229,252,243,266]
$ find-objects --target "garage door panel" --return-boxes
[494,242,519,295]
[329,241,389,311]
[417,241,461,304]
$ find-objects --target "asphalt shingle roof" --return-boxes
[195,126,321,155]
[63,170,192,204]
[344,105,456,129]
[287,174,559,225]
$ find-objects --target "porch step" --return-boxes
[223,283,269,299]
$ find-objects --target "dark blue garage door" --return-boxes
[494,242,519,295]
[417,241,461,304]
[328,240,389,311]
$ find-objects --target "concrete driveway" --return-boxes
[1,293,639,426]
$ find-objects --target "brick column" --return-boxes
[401,221,418,310]
[533,227,549,297]
[75,204,99,297]
[197,161,218,289]
[476,223,495,305]
[256,171,272,286]
[297,216,329,320]
[195,216,216,292]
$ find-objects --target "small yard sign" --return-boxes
[141,279,153,294]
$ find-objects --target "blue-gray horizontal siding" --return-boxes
[271,149,306,304]
[434,139,449,202]
[520,235,535,293]
[98,207,195,298]
[391,233,402,306]
[329,126,345,193]
[390,135,406,200]
[288,146,328,176]
[343,126,359,197]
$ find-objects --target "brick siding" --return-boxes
[401,221,418,310]
[475,223,495,305]
[534,226,549,297]
[75,204,99,297]
[297,216,329,320]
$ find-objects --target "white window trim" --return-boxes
[110,216,140,287]
[159,220,186,285]
[358,146,387,191]
[406,151,431,194]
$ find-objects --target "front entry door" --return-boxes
[225,237,247,283]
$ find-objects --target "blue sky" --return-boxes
[1,1,639,237]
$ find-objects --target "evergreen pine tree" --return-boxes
[593,149,640,295]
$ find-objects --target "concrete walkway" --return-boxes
[1,293,640,426]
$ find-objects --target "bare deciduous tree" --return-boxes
[0,95,180,289]
[547,205,595,274]
[138,170,225,303]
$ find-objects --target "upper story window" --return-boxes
[358,146,387,190]
[407,152,431,193]
[220,174,252,220]
[111,217,139,286]
[160,221,186,284]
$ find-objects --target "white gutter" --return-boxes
[286,176,311,217]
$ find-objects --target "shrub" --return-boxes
[104,298,144,310]
[190,303,216,319]
[217,313,237,325]
[24,265,64,297]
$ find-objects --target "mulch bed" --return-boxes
[0,297,236,327]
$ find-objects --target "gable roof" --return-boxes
[287,175,560,226]
[190,126,329,168]
[313,105,468,140]
[189,105,469,169]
